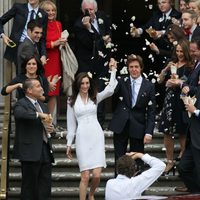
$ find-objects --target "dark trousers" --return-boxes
[20,142,52,200]
[178,142,200,193]
[113,124,144,176]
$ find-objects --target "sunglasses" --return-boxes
[7,41,16,48]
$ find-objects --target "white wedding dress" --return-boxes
[67,70,117,172]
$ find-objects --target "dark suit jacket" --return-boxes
[191,26,200,41]
[109,76,156,139]
[142,8,181,68]
[74,11,111,77]
[0,3,47,63]
[142,8,181,31]
[13,97,54,162]
[187,88,200,150]
[184,62,200,96]
[17,37,40,72]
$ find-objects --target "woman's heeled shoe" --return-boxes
[162,161,176,176]
[175,156,181,161]
[175,152,183,162]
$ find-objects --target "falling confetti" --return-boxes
[145,39,150,46]
[131,16,136,21]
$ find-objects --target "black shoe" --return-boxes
[175,156,181,161]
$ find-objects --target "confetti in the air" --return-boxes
[149,4,153,9]
[131,16,136,22]
[112,24,117,30]
[145,39,150,46]
[120,66,128,75]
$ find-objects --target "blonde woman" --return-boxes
[40,1,66,125]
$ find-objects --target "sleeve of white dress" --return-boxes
[66,103,77,146]
[97,69,118,104]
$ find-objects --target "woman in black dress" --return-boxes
[1,55,49,102]
[158,39,193,175]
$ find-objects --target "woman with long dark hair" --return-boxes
[158,39,193,175]
[1,55,49,102]
[66,59,117,200]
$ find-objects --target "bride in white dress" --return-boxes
[66,58,117,200]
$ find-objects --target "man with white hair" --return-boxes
[74,0,112,127]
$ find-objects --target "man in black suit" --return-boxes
[74,0,112,127]
[74,0,111,75]
[182,39,200,96]
[13,78,54,200]
[0,0,48,68]
[109,55,156,173]
[178,87,200,193]
[130,0,181,112]
[17,20,43,74]
[182,10,200,41]
[131,0,181,38]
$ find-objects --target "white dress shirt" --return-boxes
[20,3,39,42]
[189,24,197,41]
[105,154,165,200]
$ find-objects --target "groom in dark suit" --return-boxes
[13,78,55,200]
[178,86,200,193]
[109,55,156,172]
[0,0,47,68]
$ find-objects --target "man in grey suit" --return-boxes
[17,20,43,74]
[13,78,55,200]
[0,0,47,68]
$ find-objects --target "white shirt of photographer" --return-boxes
[105,154,165,200]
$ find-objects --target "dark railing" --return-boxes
[0,60,12,199]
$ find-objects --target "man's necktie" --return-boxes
[184,28,192,37]
[34,101,48,143]
[30,10,35,21]
[162,14,167,29]
[163,14,166,22]
[131,80,136,107]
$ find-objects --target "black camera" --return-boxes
[84,10,90,17]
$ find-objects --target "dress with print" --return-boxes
[159,65,191,135]
[67,71,117,172]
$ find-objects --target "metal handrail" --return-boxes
[0,60,12,199]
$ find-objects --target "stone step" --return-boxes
[6,171,183,186]
[0,108,185,199]
[6,186,187,200]
[3,142,180,161]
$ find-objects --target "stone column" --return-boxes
[0,0,14,104]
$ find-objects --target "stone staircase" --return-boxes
[0,110,187,200]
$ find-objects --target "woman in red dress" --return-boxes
[40,0,66,125]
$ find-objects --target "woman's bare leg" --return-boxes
[80,170,90,200]
[88,167,102,200]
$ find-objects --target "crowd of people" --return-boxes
[1,0,200,199]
